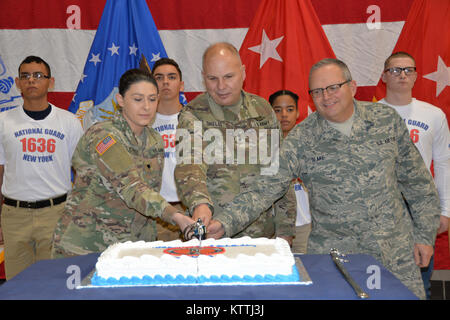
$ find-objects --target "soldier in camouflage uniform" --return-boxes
[52,69,194,258]
[208,59,440,299]
[174,42,293,239]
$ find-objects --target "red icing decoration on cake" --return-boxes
[163,246,225,256]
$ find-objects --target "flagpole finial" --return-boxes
[140,54,151,73]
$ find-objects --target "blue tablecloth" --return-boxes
[0,252,418,300]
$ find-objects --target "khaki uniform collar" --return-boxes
[316,100,375,142]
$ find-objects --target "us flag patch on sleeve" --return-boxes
[96,134,116,155]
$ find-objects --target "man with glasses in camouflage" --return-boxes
[208,58,440,299]
[379,51,450,299]
[0,56,83,279]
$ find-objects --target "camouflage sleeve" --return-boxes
[270,117,296,237]
[394,112,441,245]
[174,109,213,214]
[214,128,300,237]
[88,129,178,223]
[273,180,297,237]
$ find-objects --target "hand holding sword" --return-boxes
[183,218,207,242]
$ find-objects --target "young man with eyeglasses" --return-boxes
[207,58,440,299]
[379,51,450,299]
[0,56,83,280]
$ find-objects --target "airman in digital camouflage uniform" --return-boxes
[174,42,294,240]
[52,69,193,258]
[208,59,440,299]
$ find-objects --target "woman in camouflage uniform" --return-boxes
[52,69,194,258]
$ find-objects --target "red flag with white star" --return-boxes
[375,0,450,270]
[239,0,336,122]
[374,0,450,124]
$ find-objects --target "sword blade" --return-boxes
[197,240,200,276]
[330,249,369,299]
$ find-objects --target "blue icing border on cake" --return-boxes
[91,265,301,286]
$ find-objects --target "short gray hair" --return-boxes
[309,58,352,86]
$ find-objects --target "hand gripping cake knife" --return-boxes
[330,248,369,299]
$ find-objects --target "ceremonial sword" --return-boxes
[191,219,206,277]
[183,218,206,243]
[183,218,206,258]
[330,248,369,299]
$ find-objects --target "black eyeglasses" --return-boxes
[384,67,416,76]
[308,80,351,98]
[19,72,51,80]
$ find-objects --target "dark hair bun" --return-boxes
[119,68,158,96]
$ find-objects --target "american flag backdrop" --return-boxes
[0,0,418,112]
[0,0,449,271]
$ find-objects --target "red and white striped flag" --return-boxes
[0,0,415,112]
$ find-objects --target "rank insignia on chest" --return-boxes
[96,134,116,155]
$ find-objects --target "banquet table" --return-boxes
[0,252,417,300]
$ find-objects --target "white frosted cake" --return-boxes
[90,236,306,286]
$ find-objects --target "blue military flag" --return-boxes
[69,0,167,129]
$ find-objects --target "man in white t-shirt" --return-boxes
[379,51,450,299]
[0,56,83,279]
[151,58,185,240]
